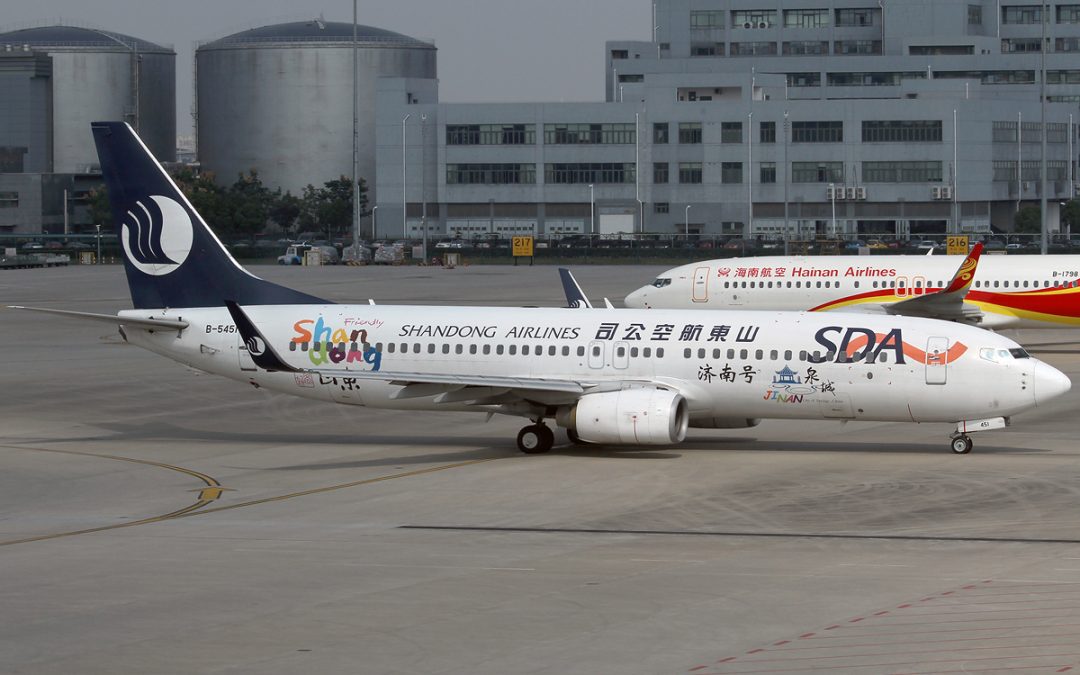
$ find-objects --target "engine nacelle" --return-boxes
[559,387,689,445]
[690,417,761,429]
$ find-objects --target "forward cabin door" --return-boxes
[692,266,710,303]
[925,336,949,385]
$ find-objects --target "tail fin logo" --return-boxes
[245,336,266,356]
[120,195,194,276]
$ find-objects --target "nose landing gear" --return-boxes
[950,434,974,454]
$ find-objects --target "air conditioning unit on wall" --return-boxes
[743,21,754,29]
[757,21,769,29]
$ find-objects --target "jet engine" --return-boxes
[559,387,689,445]
[690,417,761,429]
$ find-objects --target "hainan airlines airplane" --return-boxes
[625,247,1080,328]
[9,123,1071,455]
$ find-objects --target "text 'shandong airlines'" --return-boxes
[625,245,1080,328]
[10,123,1071,456]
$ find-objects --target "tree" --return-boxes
[296,177,367,240]
[85,186,111,231]
[270,190,302,237]
[1062,198,1080,233]
[226,171,272,240]
[1014,206,1041,234]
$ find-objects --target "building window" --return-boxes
[783,41,829,55]
[910,45,974,55]
[653,123,669,144]
[544,123,636,145]
[679,162,703,184]
[760,162,777,184]
[721,162,743,184]
[732,10,777,27]
[721,122,743,143]
[834,40,882,55]
[1002,5,1042,24]
[835,8,878,26]
[1060,5,1080,23]
[994,161,1017,181]
[0,191,17,208]
[993,121,1018,142]
[862,161,943,183]
[691,10,725,28]
[679,123,703,144]
[1048,69,1080,84]
[611,49,628,59]
[828,71,924,86]
[544,163,636,184]
[446,164,536,185]
[653,162,669,184]
[618,74,644,83]
[968,5,983,24]
[792,121,843,143]
[691,42,724,56]
[792,162,844,183]
[760,121,776,143]
[1002,38,1043,53]
[654,202,670,214]
[784,9,829,27]
[1056,37,1080,52]
[862,121,942,143]
[446,124,535,146]
[730,41,778,56]
[787,72,821,87]
[1048,123,1068,143]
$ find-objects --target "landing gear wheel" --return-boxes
[566,428,587,445]
[950,435,974,454]
[517,424,554,454]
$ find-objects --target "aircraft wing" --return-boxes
[883,242,985,323]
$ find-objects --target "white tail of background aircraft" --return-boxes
[9,123,1072,454]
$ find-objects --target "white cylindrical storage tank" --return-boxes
[0,25,176,172]
[195,19,436,198]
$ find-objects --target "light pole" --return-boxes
[829,182,837,237]
[748,111,753,238]
[371,205,378,241]
[351,0,360,254]
[420,113,428,261]
[588,183,595,234]
[401,113,410,240]
[95,223,101,264]
[783,111,789,254]
[685,204,691,238]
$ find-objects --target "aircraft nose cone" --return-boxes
[1034,360,1071,407]
[624,288,649,309]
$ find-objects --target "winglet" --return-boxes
[941,241,983,294]
[558,268,593,309]
[224,301,300,372]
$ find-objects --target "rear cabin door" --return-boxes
[692,266,710,303]
[925,336,949,385]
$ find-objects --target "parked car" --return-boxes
[21,241,43,250]
[867,239,890,250]
[983,239,1006,251]
[914,239,938,251]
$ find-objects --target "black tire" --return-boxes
[951,435,973,454]
[517,424,554,454]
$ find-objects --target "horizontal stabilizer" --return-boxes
[7,305,189,330]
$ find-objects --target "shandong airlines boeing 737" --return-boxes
[10,123,1071,455]
[626,247,1080,328]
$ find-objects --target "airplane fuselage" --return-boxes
[626,255,1080,328]
[122,304,1054,426]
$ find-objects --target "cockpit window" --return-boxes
[979,347,1030,363]
[651,278,672,288]
[1009,348,1030,359]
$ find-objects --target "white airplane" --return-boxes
[625,245,1080,329]
[9,123,1071,455]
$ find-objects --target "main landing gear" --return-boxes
[517,422,554,454]
[950,434,974,455]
